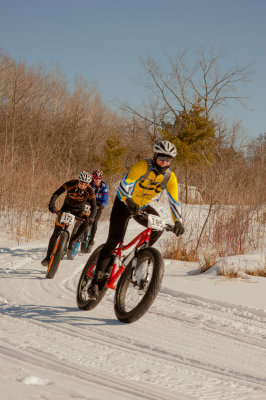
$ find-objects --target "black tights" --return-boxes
[94,196,163,275]
[83,207,103,243]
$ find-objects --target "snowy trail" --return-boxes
[0,242,266,400]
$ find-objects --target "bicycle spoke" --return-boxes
[123,257,153,312]
[79,273,92,301]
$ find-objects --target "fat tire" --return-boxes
[114,247,164,323]
[76,244,107,311]
[46,232,68,279]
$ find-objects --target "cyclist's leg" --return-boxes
[94,197,130,275]
[70,220,82,240]
[70,220,89,243]
[87,198,130,298]
[68,208,90,249]
[88,207,102,243]
[134,205,163,246]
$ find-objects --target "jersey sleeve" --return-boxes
[86,186,97,218]
[49,181,70,206]
[166,173,182,223]
[117,160,148,203]
[100,183,109,207]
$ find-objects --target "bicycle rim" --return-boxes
[123,256,153,310]
[76,244,107,310]
[46,232,68,279]
[114,248,164,323]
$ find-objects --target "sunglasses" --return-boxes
[78,181,88,186]
[157,155,172,162]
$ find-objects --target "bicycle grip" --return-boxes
[165,224,175,233]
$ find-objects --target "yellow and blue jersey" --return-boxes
[117,159,182,222]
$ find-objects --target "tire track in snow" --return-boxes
[1,244,266,399]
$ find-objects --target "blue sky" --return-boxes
[1,0,265,140]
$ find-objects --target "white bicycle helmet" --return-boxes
[153,140,177,158]
[78,171,92,184]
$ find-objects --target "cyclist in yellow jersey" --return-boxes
[87,140,185,300]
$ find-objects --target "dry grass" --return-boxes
[163,238,199,262]
[200,252,221,273]
[218,269,266,278]
[201,254,266,278]
[247,270,266,277]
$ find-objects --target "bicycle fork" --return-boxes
[105,255,125,289]
[105,248,136,290]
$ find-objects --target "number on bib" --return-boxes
[147,214,164,231]
[60,212,75,225]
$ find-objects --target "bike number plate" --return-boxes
[60,212,75,225]
[147,214,164,231]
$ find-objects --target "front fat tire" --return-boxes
[114,247,164,324]
[76,244,107,311]
[46,232,68,279]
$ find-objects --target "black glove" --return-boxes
[126,197,140,216]
[173,221,185,236]
[48,202,56,213]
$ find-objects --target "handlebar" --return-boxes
[139,210,175,233]
[164,224,175,233]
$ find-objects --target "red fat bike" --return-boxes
[76,213,175,323]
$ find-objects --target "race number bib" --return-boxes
[60,212,75,225]
[147,214,164,231]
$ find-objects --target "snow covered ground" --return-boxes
[0,215,266,400]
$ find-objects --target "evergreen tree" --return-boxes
[101,134,127,176]
[161,100,216,202]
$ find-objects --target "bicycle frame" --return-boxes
[49,213,84,265]
[47,221,70,269]
[87,226,152,290]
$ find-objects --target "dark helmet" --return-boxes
[92,169,104,179]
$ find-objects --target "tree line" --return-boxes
[0,48,265,258]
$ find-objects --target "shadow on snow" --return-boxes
[0,303,122,326]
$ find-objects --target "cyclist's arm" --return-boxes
[166,173,182,223]
[48,184,68,209]
[49,180,77,210]
[98,183,109,207]
[86,187,97,219]
[117,160,148,203]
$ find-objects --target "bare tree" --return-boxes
[123,46,253,128]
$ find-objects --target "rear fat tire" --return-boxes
[114,247,164,323]
[46,232,68,279]
[76,244,107,311]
